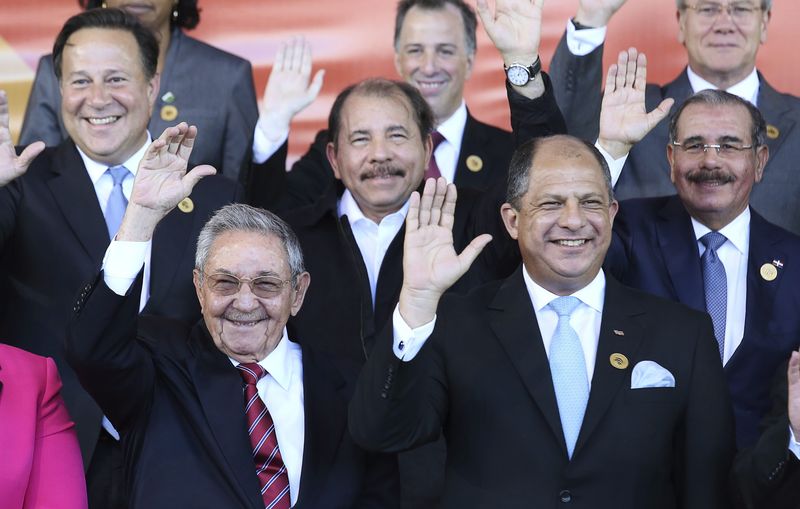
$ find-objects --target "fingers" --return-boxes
[440,182,457,230]
[789,350,800,384]
[0,90,8,129]
[428,178,447,226]
[418,178,436,227]
[406,191,421,232]
[633,51,647,91]
[176,125,197,161]
[604,63,618,96]
[613,50,627,91]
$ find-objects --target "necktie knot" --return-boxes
[237,363,266,386]
[549,296,581,318]
[700,231,727,252]
[107,165,129,186]
[431,130,446,150]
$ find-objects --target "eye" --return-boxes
[438,48,455,56]
[581,199,603,208]
[697,5,720,16]
[210,276,239,293]
[389,132,408,141]
[732,5,754,15]
[107,76,127,84]
[254,280,282,293]
[683,142,705,153]
[539,201,562,210]
[71,78,90,87]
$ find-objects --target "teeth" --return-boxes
[418,82,444,89]
[87,116,119,125]
[557,239,586,247]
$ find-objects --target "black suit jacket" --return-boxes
[350,270,736,509]
[606,196,800,447]
[549,34,800,234]
[66,275,398,509]
[0,139,239,464]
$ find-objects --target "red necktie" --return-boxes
[425,130,446,180]
[237,363,291,509]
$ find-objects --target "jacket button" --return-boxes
[559,490,572,503]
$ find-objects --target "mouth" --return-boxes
[361,165,406,181]
[223,311,268,328]
[414,78,448,94]
[85,116,121,126]
[553,239,588,247]
[119,3,155,15]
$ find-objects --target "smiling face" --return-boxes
[502,138,618,296]
[105,0,176,31]
[677,1,770,86]
[668,102,768,230]
[394,4,474,123]
[59,27,158,166]
[193,230,310,363]
[327,91,431,223]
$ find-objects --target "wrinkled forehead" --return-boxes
[339,91,419,135]
[206,231,291,276]
[675,103,753,141]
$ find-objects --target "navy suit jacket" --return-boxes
[606,196,800,447]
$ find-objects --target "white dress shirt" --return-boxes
[339,190,409,307]
[432,101,468,184]
[691,208,750,366]
[393,268,607,386]
[103,244,307,503]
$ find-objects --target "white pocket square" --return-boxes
[630,360,675,389]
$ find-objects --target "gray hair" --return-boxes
[506,135,614,209]
[668,89,766,148]
[195,204,305,284]
[676,0,771,10]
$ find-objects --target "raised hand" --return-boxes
[477,0,544,66]
[574,0,628,27]
[789,350,800,439]
[597,48,674,159]
[0,90,45,187]
[258,37,325,142]
[399,178,492,327]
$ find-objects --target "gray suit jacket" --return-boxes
[549,33,800,235]
[20,29,258,181]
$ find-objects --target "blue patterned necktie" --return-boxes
[548,296,589,459]
[104,166,129,240]
[700,231,728,360]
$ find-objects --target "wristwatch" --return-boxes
[504,56,542,87]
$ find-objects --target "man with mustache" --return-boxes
[598,50,800,454]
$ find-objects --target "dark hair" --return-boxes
[394,0,477,55]
[53,8,159,81]
[79,0,201,30]
[506,135,614,209]
[676,0,771,10]
[327,78,435,148]
[668,89,766,148]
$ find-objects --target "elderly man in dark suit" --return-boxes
[548,0,800,235]
[0,9,238,508]
[349,134,736,509]
[594,50,800,450]
[65,125,398,508]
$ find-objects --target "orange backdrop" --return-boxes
[2,0,799,163]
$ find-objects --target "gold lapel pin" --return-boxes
[466,155,483,172]
[610,353,629,370]
[613,329,625,336]
[161,91,176,104]
[766,124,780,139]
[160,105,178,122]
[760,263,778,282]
[178,197,194,213]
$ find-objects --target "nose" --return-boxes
[700,146,723,168]
[557,199,586,231]
[232,283,260,311]
[368,137,391,163]
[87,82,112,108]
[421,48,437,75]
[711,5,737,28]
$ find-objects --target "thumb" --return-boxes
[457,233,493,272]
[182,164,216,193]
[646,97,675,129]
[307,69,325,101]
[16,141,45,173]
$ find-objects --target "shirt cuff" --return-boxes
[565,19,607,56]
[789,427,800,460]
[596,141,627,188]
[392,305,436,361]
[252,117,289,164]
[102,240,149,296]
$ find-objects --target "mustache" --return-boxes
[687,170,735,184]
[223,309,267,322]
[360,164,406,181]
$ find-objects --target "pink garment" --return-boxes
[0,344,87,509]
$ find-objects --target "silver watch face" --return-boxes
[506,65,530,86]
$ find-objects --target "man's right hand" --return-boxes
[0,90,44,187]
[789,350,800,440]
[398,178,492,328]
[574,0,627,28]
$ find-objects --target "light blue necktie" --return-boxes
[548,296,589,459]
[700,231,727,360]
[104,166,129,240]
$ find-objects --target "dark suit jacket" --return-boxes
[19,29,258,181]
[0,139,239,464]
[350,270,736,509]
[65,275,398,509]
[549,34,800,234]
[606,196,800,448]
[732,360,800,509]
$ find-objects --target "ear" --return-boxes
[608,199,619,224]
[192,269,205,310]
[667,143,677,184]
[753,144,769,183]
[393,50,403,77]
[464,50,475,80]
[676,9,687,45]
[423,132,433,167]
[760,9,771,44]
[500,203,520,240]
[147,72,161,114]
[290,272,311,316]
[326,141,342,180]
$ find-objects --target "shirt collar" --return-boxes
[686,66,760,105]
[435,101,467,151]
[229,328,295,392]
[691,207,751,255]
[522,266,606,314]
[77,133,151,185]
[337,189,411,226]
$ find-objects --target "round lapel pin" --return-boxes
[610,353,629,370]
[466,155,483,172]
[160,105,178,122]
[760,263,778,281]
[766,125,780,139]
[178,197,194,213]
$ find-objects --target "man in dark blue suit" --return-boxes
[598,53,800,450]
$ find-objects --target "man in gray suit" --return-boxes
[547,0,800,235]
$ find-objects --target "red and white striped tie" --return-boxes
[237,363,291,509]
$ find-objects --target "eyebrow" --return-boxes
[680,134,746,143]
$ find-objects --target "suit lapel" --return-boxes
[656,197,706,311]
[489,268,565,448]
[145,204,194,312]
[454,112,489,189]
[573,277,645,457]
[757,75,795,160]
[45,141,109,264]
[188,325,264,509]
[294,347,347,508]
